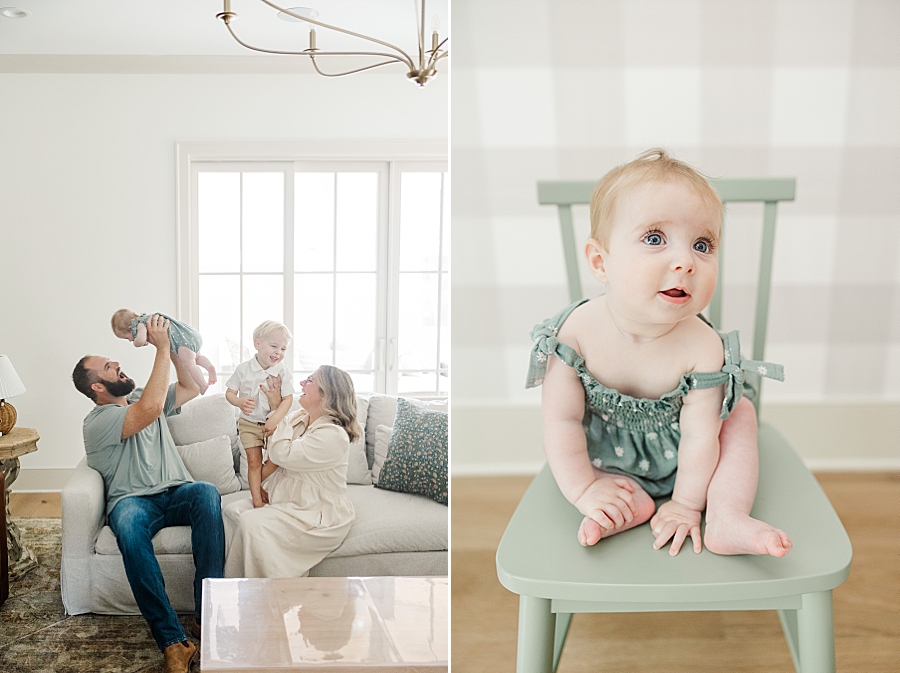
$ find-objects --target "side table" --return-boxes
[0,427,40,600]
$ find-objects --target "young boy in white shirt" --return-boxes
[225,321,294,508]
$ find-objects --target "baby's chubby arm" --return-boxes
[651,331,724,555]
[132,321,148,347]
[543,352,638,537]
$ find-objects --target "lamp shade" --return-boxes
[0,354,26,399]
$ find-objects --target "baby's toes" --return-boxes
[765,528,792,557]
[578,516,605,547]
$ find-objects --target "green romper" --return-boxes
[132,313,203,355]
[526,300,784,498]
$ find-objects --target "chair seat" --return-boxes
[496,422,852,607]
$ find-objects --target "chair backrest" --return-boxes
[537,178,795,362]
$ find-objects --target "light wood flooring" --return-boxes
[452,473,900,673]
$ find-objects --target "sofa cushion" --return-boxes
[375,399,448,505]
[95,487,446,558]
[346,396,371,485]
[364,395,447,468]
[331,484,448,557]
[176,436,242,495]
[371,424,393,483]
[167,393,237,447]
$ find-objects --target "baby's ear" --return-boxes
[585,238,609,284]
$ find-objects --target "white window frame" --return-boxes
[176,141,448,397]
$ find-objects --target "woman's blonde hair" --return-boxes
[589,148,724,247]
[111,309,139,338]
[314,365,362,445]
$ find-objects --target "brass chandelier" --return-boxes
[216,0,448,87]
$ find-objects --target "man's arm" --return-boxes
[121,314,171,440]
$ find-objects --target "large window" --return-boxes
[178,144,448,398]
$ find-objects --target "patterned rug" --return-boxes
[0,518,197,672]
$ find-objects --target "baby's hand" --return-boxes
[650,500,702,556]
[239,397,256,415]
[573,477,637,544]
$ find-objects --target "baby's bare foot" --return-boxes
[705,510,792,557]
[578,516,610,546]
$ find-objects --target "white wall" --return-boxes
[0,72,448,487]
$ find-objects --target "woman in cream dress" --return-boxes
[223,365,361,578]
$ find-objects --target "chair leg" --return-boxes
[517,596,555,673]
[797,590,835,673]
[553,612,572,673]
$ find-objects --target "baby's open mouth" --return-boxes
[660,288,688,298]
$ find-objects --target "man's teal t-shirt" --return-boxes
[83,384,194,516]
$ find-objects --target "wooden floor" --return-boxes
[452,473,900,673]
[11,476,900,672]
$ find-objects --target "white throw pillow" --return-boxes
[372,424,393,484]
[346,396,372,485]
[176,435,242,495]
[167,393,238,447]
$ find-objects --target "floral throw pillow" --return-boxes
[375,398,448,505]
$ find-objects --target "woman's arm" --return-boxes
[267,422,348,471]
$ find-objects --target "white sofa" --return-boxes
[60,393,448,615]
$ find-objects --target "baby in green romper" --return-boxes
[112,309,217,395]
[528,149,792,557]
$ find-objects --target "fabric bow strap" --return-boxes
[718,330,784,419]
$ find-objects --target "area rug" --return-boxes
[0,518,197,672]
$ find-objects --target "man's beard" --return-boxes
[102,376,136,398]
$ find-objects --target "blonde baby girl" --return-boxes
[527,149,792,557]
[111,309,216,394]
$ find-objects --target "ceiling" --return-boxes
[0,0,448,71]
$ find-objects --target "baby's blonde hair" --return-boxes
[253,320,293,344]
[589,148,724,247]
[111,309,139,338]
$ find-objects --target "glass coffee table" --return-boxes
[201,576,447,671]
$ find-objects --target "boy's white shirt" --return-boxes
[225,358,295,424]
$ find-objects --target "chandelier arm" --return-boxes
[226,24,406,62]
[309,56,403,78]
[417,0,425,68]
[255,0,415,69]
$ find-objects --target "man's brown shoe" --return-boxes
[190,616,202,640]
[163,640,198,673]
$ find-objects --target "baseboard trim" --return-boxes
[13,468,73,492]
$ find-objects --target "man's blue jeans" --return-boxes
[108,481,225,651]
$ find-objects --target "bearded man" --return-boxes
[71,314,224,673]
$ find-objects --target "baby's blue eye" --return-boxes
[644,233,663,246]
[693,240,710,253]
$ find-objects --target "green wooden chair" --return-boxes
[495,178,852,673]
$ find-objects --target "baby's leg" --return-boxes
[177,347,209,394]
[245,446,265,508]
[579,468,656,547]
[704,397,792,557]
[195,353,217,386]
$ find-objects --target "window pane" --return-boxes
[400,172,442,272]
[295,173,335,272]
[242,275,283,362]
[348,372,374,395]
[335,273,376,370]
[242,173,284,273]
[294,274,334,370]
[199,274,241,391]
[198,173,241,273]
[398,272,438,371]
[442,171,449,270]
[439,271,449,369]
[398,372,437,395]
[336,173,377,272]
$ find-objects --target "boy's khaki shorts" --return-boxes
[237,417,267,450]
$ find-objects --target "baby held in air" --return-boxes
[112,309,216,394]
[528,149,791,557]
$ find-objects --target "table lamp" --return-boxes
[0,354,26,436]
